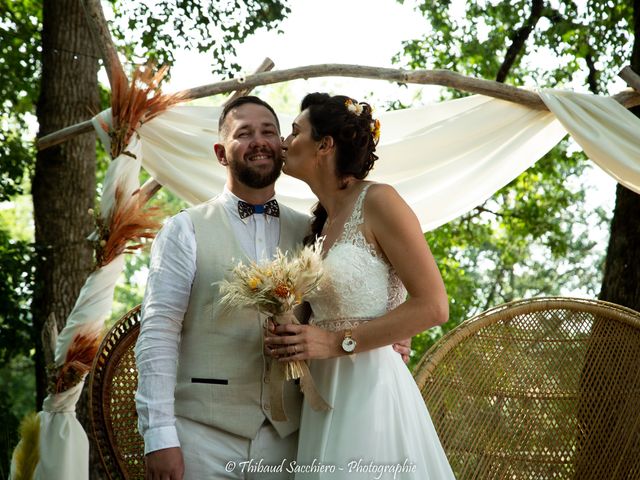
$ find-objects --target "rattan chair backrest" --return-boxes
[414,297,640,480]
[89,305,144,479]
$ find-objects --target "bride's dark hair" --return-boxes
[301,92,379,244]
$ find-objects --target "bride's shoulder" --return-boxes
[364,183,416,225]
[365,183,405,206]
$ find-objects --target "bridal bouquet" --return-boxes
[219,240,330,419]
[220,240,323,319]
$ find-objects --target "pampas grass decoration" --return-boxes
[93,184,164,268]
[11,412,40,480]
[50,324,103,394]
[104,63,190,159]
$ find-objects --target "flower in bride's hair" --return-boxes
[345,99,363,116]
[370,118,381,142]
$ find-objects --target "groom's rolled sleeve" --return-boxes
[134,212,196,455]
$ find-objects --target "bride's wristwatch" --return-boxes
[341,329,357,354]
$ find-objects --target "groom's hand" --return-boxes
[393,338,412,364]
[145,447,184,480]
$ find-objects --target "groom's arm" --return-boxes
[135,213,195,478]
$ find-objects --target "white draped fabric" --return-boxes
[104,90,640,231]
[34,384,88,480]
[15,88,640,480]
[14,114,142,479]
[539,90,640,193]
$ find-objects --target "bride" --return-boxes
[265,93,456,479]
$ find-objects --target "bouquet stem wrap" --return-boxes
[269,311,331,421]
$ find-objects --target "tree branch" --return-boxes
[584,50,600,94]
[496,0,544,83]
[620,66,640,93]
[36,63,640,151]
[81,0,125,87]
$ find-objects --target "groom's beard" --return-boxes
[231,153,283,189]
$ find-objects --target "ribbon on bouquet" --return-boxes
[269,311,332,421]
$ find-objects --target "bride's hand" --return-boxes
[264,324,342,361]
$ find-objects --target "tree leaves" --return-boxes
[107,0,292,75]
[398,0,628,366]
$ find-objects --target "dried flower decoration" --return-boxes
[90,184,164,268]
[98,63,190,159]
[219,239,331,418]
[371,118,381,143]
[47,325,103,394]
[345,98,364,116]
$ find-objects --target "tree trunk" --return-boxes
[599,184,640,305]
[599,0,640,308]
[573,5,640,478]
[33,1,106,478]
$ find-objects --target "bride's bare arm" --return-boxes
[265,184,447,360]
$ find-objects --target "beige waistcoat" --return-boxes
[174,196,310,439]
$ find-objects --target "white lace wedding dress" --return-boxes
[295,184,456,479]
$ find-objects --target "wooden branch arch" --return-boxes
[71,0,640,207]
[37,63,640,151]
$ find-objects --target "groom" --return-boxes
[135,96,410,479]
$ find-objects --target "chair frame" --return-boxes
[414,296,640,480]
[89,305,143,479]
[415,296,640,387]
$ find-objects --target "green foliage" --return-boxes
[0,353,35,480]
[394,0,633,93]
[108,0,292,75]
[399,0,631,367]
[0,0,41,114]
[0,223,34,480]
[0,227,34,364]
[0,0,41,200]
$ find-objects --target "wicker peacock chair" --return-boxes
[89,305,145,479]
[415,297,640,480]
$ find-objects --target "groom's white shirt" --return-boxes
[135,186,281,454]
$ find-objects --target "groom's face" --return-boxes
[215,103,283,189]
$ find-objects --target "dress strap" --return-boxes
[342,183,373,240]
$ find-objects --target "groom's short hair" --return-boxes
[218,96,280,138]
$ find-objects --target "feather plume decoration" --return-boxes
[101,63,190,159]
[11,412,40,480]
[49,323,103,394]
[93,183,164,268]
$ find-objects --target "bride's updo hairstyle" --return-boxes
[301,92,380,244]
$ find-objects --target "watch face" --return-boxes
[342,337,356,353]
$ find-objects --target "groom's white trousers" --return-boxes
[176,416,298,479]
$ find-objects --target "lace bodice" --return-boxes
[307,184,407,331]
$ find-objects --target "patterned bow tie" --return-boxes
[237,199,280,219]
